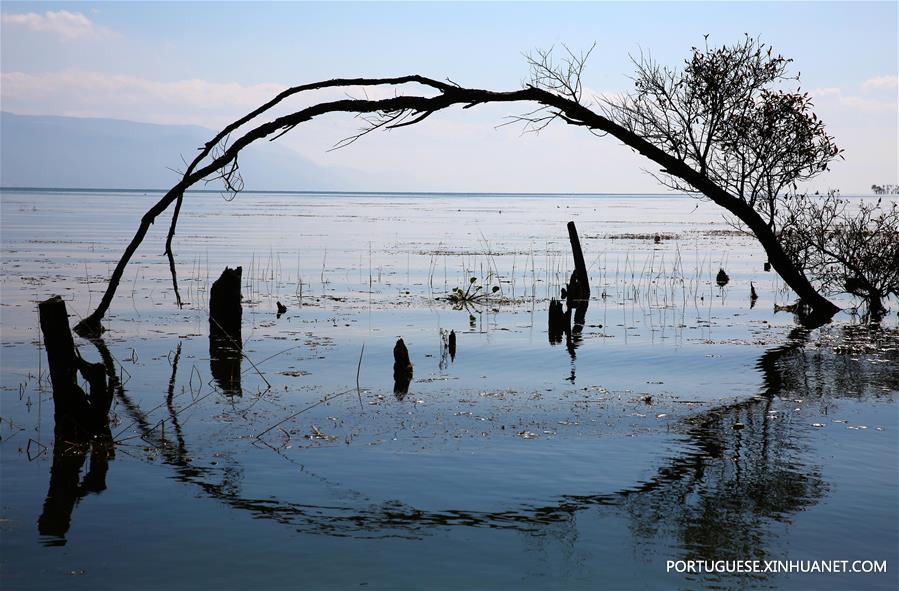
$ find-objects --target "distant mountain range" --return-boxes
[0,111,383,191]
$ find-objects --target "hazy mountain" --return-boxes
[0,111,380,191]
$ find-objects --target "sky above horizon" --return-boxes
[2,1,897,193]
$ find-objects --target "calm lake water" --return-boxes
[1,189,897,590]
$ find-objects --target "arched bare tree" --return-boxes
[74,38,849,336]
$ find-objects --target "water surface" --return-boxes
[1,189,896,590]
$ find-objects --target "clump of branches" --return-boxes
[605,35,842,225]
[779,193,899,319]
[871,184,898,195]
[207,134,245,198]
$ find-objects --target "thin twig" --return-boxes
[256,388,356,439]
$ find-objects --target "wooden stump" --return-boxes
[38,296,111,437]
[448,330,456,361]
[209,266,242,343]
[393,338,413,397]
[548,298,567,344]
[209,267,243,396]
[565,221,590,327]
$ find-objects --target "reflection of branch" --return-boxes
[164,193,184,309]
[756,327,809,396]
[38,433,112,545]
[63,331,890,550]
[165,342,186,451]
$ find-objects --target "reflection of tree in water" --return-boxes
[37,438,112,546]
[210,335,242,396]
[620,324,897,582]
[39,327,897,557]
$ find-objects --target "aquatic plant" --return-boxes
[446,276,500,307]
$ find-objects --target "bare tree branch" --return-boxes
[74,46,848,335]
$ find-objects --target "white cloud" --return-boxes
[837,95,899,112]
[0,69,289,126]
[0,69,891,193]
[0,69,451,129]
[862,75,899,92]
[810,84,898,113]
[0,10,116,41]
[809,87,842,98]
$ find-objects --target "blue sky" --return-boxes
[2,1,897,192]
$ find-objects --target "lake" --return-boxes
[1,189,896,590]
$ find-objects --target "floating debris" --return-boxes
[306,425,337,441]
[280,370,310,377]
[732,422,746,430]
[517,430,539,439]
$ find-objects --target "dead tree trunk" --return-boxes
[38,296,112,438]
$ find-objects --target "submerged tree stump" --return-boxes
[38,296,112,438]
[716,268,730,287]
[393,338,413,397]
[549,221,590,344]
[209,267,243,396]
[209,266,243,342]
[548,298,566,344]
[565,221,590,327]
[448,330,456,361]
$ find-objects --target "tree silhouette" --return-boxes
[76,38,857,335]
[779,192,898,319]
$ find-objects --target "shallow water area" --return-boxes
[1,190,897,590]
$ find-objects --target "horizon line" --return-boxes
[0,186,691,197]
